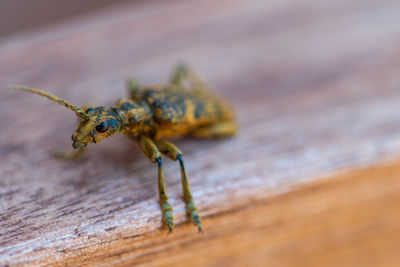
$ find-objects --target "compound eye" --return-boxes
[95,121,109,133]
[85,107,94,113]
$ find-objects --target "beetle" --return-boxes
[7,65,237,233]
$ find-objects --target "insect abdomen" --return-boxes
[141,88,233,128]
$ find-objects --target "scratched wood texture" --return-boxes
[1,0,400,266]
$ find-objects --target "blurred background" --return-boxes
[2,0,400,266]
[0,0,129,37]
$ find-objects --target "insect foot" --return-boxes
[161,201,174,233]
[187,200,202,232]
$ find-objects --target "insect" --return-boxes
[7,65,237,233]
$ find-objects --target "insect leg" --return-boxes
[53,148,86,160]
[169,64,207,93]
[155,140,202,232]
[136,136,174,232]
[192,121,237,138]
[126,78,142,101]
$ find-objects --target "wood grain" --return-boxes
[1,0,400,265]
[60,160,400,267]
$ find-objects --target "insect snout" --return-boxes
[71,134,88,150]
[71,120,97,150]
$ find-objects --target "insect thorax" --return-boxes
[116,99,154,134]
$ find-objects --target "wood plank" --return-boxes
[64,160,400,267]
[1,0,400,265]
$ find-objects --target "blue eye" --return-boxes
[95,122,108,133]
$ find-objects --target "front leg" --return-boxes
[53,148,86,160]
[136,135,174,233]
[155,140,202,232]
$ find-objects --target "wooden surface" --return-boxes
[1,0,400,266]
[0,0,128,37]
[54,161,400,267]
